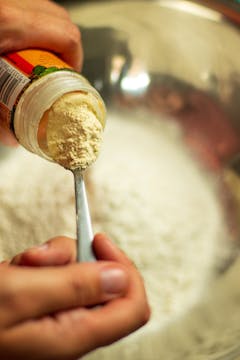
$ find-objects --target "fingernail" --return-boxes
[38,243,49,251]
[28,243,49,253]
[101,268,128,295]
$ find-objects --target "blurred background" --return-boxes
[41,1,240,359]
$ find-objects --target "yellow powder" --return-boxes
[46,92,103,170]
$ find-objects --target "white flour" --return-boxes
[0,110,236,359]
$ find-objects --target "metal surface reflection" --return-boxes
[65,1,240,358]
[68,0,240,217]
[69,1,240,167]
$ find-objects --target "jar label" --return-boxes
[5,49,71,76]
[0,58,30,127]
[0,49,72,129]
[0,58,30,109]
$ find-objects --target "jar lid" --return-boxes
[14,71,106,160]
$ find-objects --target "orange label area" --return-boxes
[0,50,72,132]
[5,49,71,76]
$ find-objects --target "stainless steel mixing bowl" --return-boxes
[64,1,240,359]
[67,0,240,171]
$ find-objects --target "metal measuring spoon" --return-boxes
[73,169,95,262]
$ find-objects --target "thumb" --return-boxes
[0,122,18,147]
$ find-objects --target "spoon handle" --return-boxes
[73,169,95,262]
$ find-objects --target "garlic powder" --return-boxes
[46,92,103,170]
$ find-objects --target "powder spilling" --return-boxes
[46,92,103,170]
[0,110,237,359]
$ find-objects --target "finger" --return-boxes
[11,237,76,266]
[0,7,83,71]
[0,263,129,328]
[93,233,150,321]
[23,11,82,71]
[0,261,10,267]
[25,15,83,71]
[26,0,72,20]
[0,124,18,147]
[7,0,72,20]
[93,233,135,267]
[0,295,149,360]
[11,233,132,268]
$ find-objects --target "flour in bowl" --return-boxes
[88,110,232,332]
[0,109,234,359]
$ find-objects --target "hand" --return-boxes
[0,0,82,147]
[0,123,18,147]
[0,0,83,70]
[0,234,150,359]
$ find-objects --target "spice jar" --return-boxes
[0,49,106,169]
